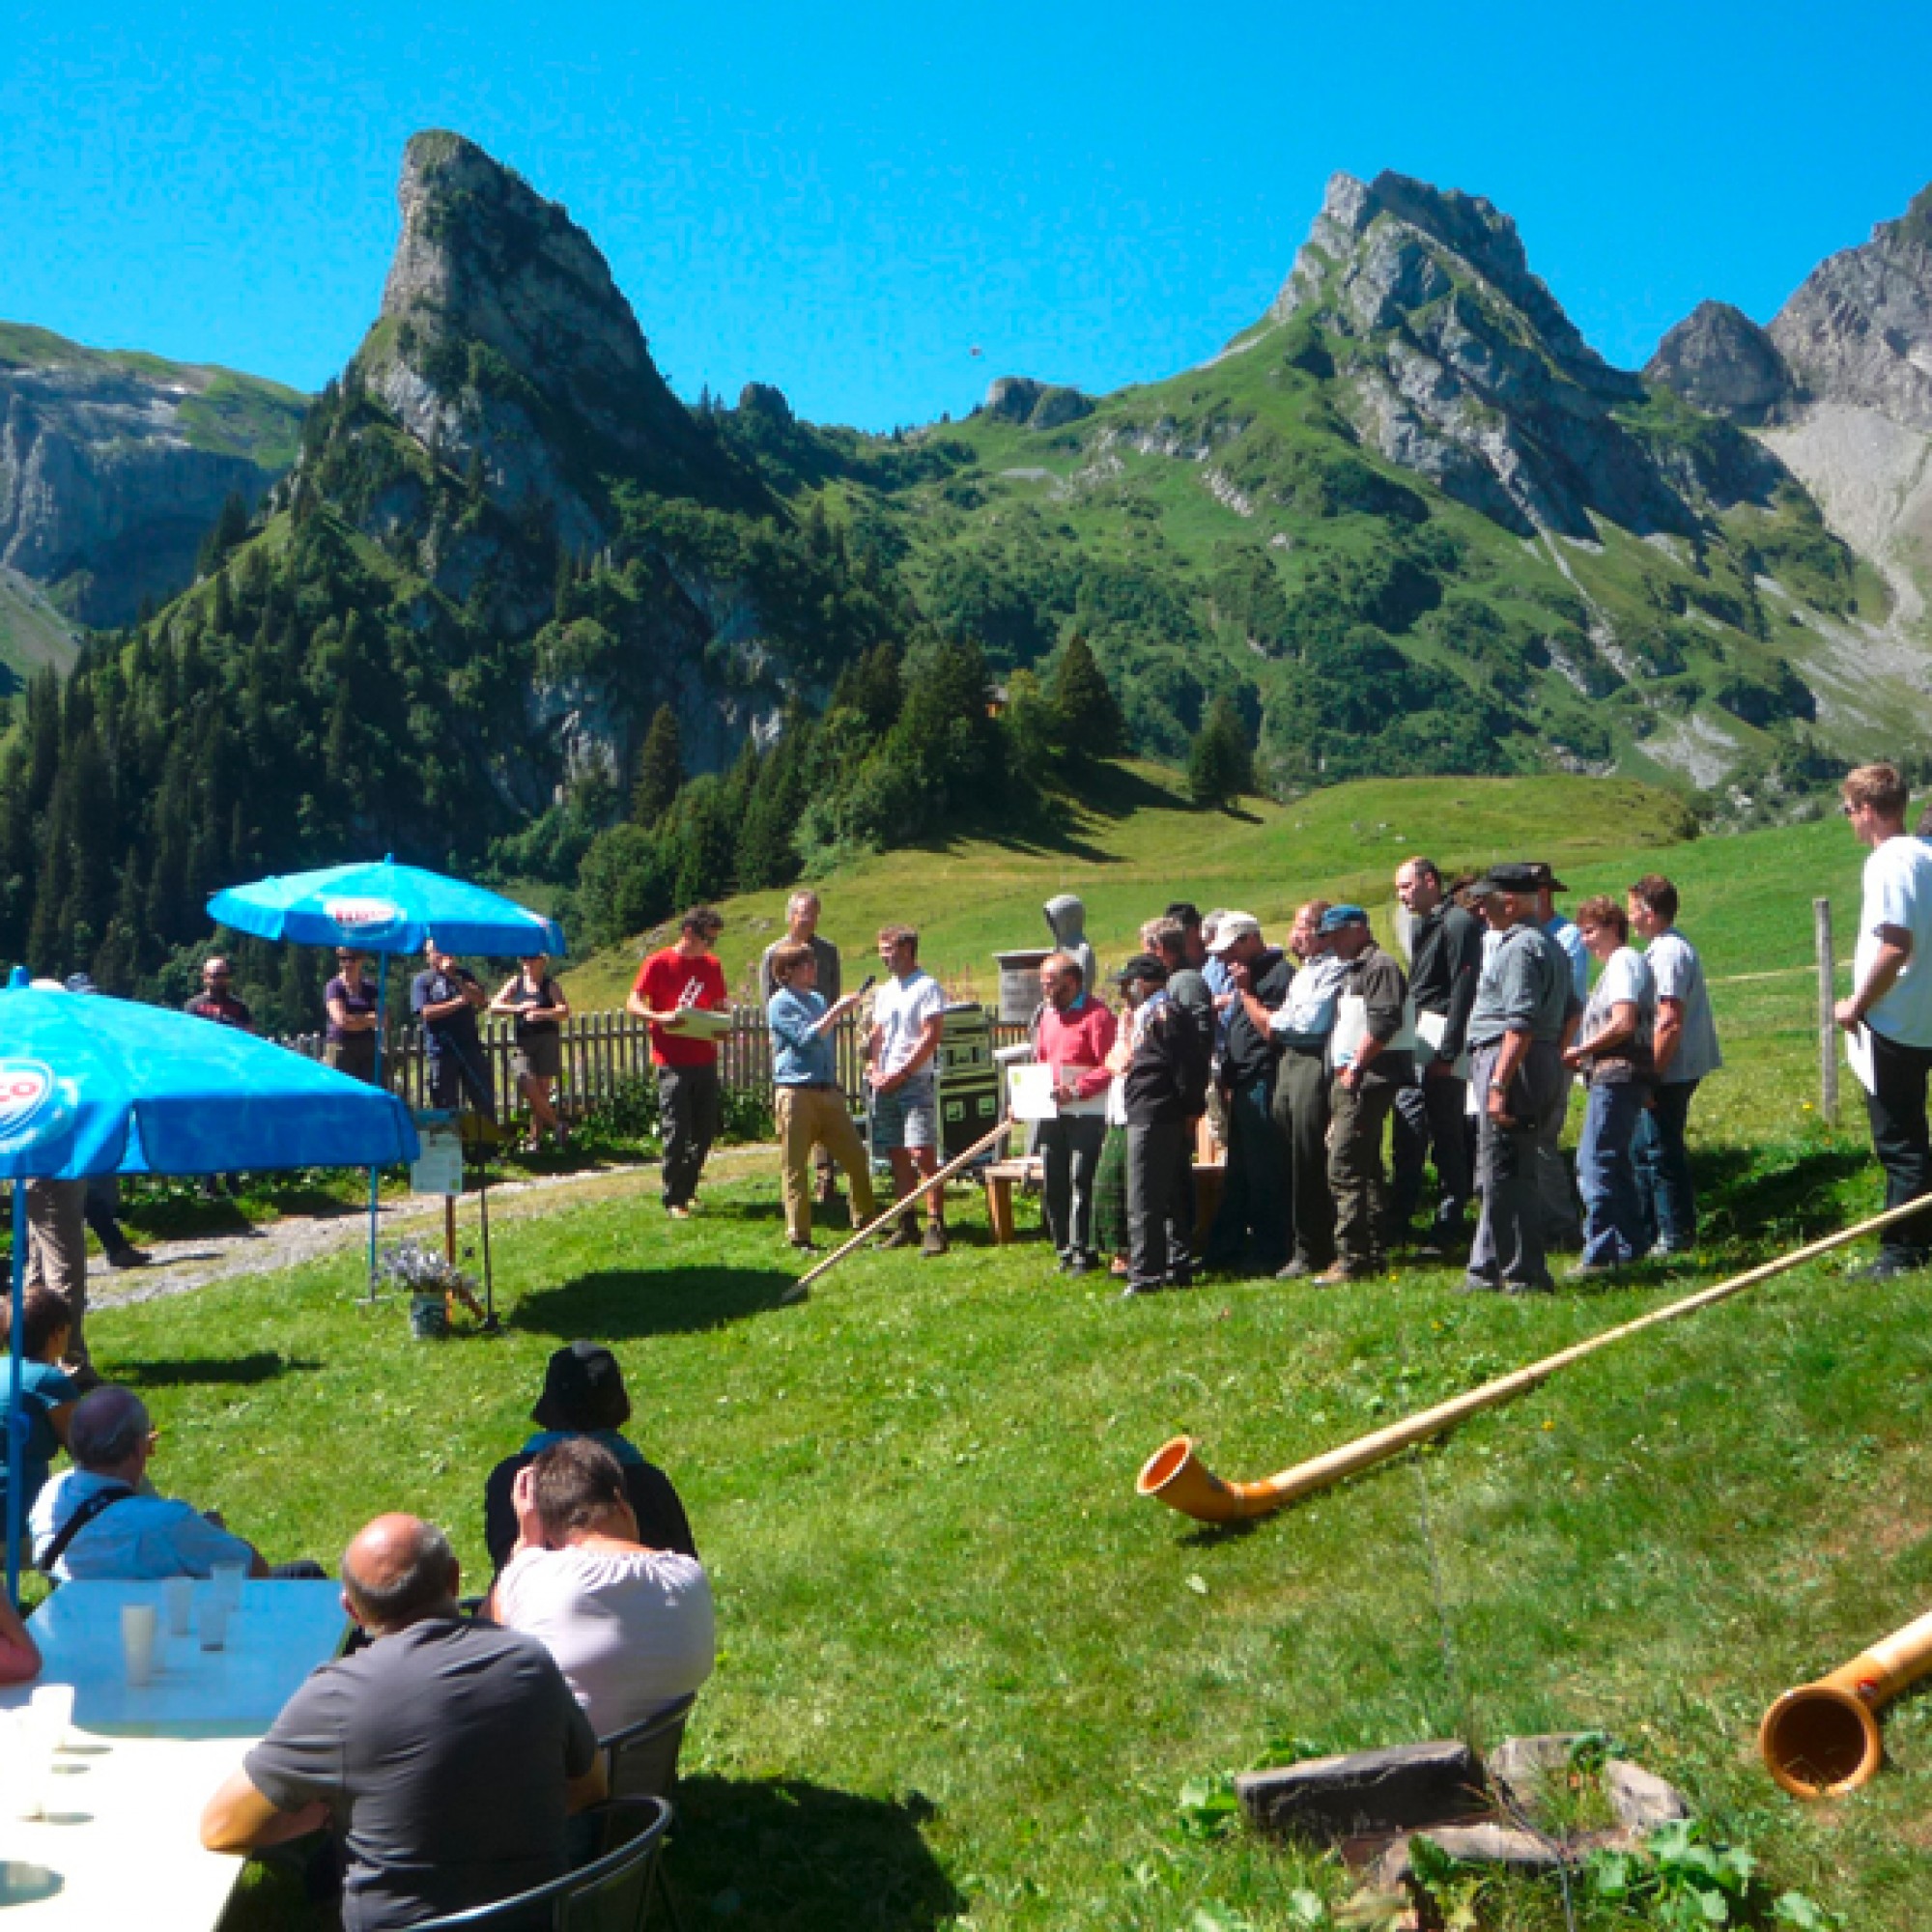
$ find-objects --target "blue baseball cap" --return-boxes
[1318,904,1369,934]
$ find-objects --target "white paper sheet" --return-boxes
[1847,1023,1876,1095]
[1008,1064,1060,1122]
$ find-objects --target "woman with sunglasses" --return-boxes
[324,950,382,1083]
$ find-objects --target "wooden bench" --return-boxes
[981,1154,1229,1246]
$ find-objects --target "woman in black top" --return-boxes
[491,953,570,1151]
[325,950,382,1083]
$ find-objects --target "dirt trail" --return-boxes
[85,1147,773,1311]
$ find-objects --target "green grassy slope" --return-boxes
[101,790,1922,1927]
[0,566,82,689]
[564,762,1699,1006]
[816,306,1905,789]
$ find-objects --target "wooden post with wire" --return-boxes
[781,1116,1012,1304]
[1815,895,1838,1123]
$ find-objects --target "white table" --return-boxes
[0,1579,347,1927]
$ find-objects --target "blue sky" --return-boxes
[3,2,1927,431]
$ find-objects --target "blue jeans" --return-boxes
[1577,1080,1646,1265]
[1633,1079,1698,1253]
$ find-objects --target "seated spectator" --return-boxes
[0,1585,40,1684]
[30,1386,321,1580]
[1,1289,78,1531]
[201,1514,603,1931]
[489,1438,715,1738]
[484,1343,696,1574]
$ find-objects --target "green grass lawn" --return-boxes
[68,799,1932,1931]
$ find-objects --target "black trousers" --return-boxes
[1037,1114,1107,1262]
[428,1045,497,1122]
[1390,1066,1473,1241]
[1272,1048,1335,1270]
[1866,1028,1932,1260]
[658,1064,722,1208]
[1126,1121,1190,1291]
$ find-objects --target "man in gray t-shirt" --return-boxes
[201,1516,602,1932]
[1628,874,1721,1254]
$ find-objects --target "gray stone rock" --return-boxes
[1236,1741,1486,1845]
[1644,301,1792,422]
[982,376,1094,430]
[1603,1758,1690,1832]
[1487,1733,1588,1818]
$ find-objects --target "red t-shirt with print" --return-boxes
[634,949,728,1066]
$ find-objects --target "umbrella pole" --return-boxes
[366,953,390,1300]
[7,1183,27,1606]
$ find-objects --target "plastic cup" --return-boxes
[8,1710,54,1819]
[211,1561,246,1611]
[121,1603,157,1687]
[197,1597,228,1652]
[162,1576,194,1637]
[28,1683,74,1749]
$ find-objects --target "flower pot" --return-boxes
[409,1292,449,1341]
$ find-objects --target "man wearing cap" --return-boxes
[1530,865,1588,1250]
[1264,901,1342,1279]
[1392,859,1481,1255]
[1318,907,1414,1283]
[1462,865,1577,1294]
[482,1342,697,1575]
[1203,913,1293,1275]
[1117,953,1210,1295]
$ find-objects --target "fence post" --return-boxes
[1815,895,1838,1124]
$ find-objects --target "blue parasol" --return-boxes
[207,858,565,958]
[207,858,566,1289]
[3,969,419,1602]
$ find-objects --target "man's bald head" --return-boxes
[70,1386,153,1473]
[341,1514,460,1634]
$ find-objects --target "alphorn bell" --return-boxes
[1760,1610,1932,1798]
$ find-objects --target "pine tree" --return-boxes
[1049,633,1124,757]
[632,706,685,824]
[196,492,251,578]
[1187,696,1256,809]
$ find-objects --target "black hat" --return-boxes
[1469,862,1543,897]
[1114,952,1168,985]
[1528,862,1570,893]
[531,1341,632,1432]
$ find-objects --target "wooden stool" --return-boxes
[981,1157,1043,1245]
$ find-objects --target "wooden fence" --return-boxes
[283,1009,1030,1124]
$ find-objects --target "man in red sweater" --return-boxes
[627,907,730,1217]
[1032,952,1118,1274]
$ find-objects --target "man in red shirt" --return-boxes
[1032,952,1118,1274]
[627,908,730,1217]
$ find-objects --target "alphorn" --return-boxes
[1138,1195,1932,1523]
[781,1115,1013,1303]
[1760,1609,1932,1798]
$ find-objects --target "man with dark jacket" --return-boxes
[1320,907,1414,1282]
[1392,858,1482,1253]
[1119,954,1209,1297]
[1202,913,1293,1274]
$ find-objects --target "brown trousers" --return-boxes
[25,1178,90,1362]
[777,1087,876,1244]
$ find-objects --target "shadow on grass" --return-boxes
[1695,1140,1875,1249]
[668,1776,965,1932]
[111,1352,321,1387]
[512,1266,800,1339]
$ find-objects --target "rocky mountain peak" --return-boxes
[1769,181,1932,433]
[1644,301,1792,422]
[1262,168,1774,542]
[356,129,750,536]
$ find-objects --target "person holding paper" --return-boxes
[1392,857,1482,1256]
[1319,907,1415,1284]
[1031,952,1118,1275]
[1265,901,1344,1280]
[628,907,730,1218]
[1203,913,1293,1275]
[1834,763,1932,1279]
[767,942,874,1251]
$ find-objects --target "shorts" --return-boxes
[514,1032,562,1081]
[869,1080,937,1152]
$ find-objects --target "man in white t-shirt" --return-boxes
[867,925,949,1256]
[1627,873,1722,1255]
[1834,763,1932,1278]
[490,1438,715,1741]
